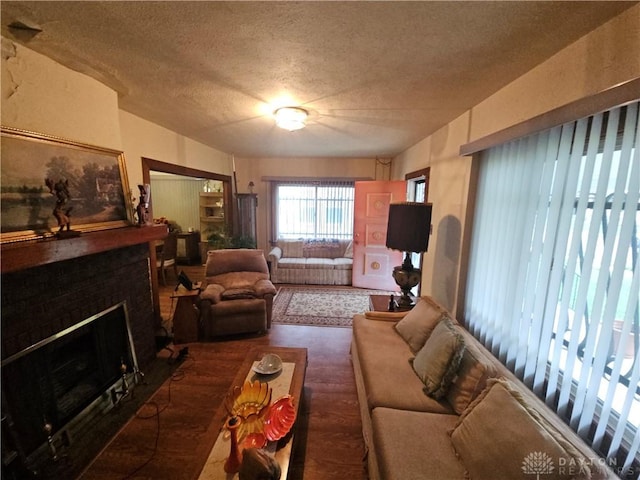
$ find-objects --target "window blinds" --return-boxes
[465,101,639,475]
[275,180,354,239]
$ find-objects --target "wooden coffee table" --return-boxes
[196,346,308,480]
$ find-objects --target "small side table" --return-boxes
[171,284,201,344]
[369,294,415,312]
[369,294,396,312]
[176,232,201,265]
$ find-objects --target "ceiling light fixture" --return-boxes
[274,106,308,131]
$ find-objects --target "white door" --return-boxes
[351,180,407,290]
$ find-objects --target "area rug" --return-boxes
[272,286,392,327]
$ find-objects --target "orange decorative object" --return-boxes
[224,416,242,474]
[229,381,273,418]
[240,432,268,450]
[263,395,297,442]
[224,381,273,442]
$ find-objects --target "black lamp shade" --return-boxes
[386,202,432,253]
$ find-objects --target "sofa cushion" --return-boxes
[205,248,269,276]
[364,310,408,321]
[305,258,336,269]
[412,318,465,399]
[210,271,269,289]
[394,296,449,353]
[450,378,595,480]
[279,240,304,258]
[446,328,499,414]
[278,257,307,269]
[372,407,465,480]
[352,315,454,414]
[221,288,256,300]
[344,240,353,258]
[333,257,352,270]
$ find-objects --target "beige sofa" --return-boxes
[267,239,353,285]
[351,296,617,480]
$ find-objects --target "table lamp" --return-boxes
[385,202,433,309]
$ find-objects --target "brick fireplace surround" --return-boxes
[1,225,167,472]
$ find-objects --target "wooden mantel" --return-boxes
[1,225,168,274]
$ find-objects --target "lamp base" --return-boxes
[392,265,421,310]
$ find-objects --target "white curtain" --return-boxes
[465,101,639,475]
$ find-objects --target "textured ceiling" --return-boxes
[1,1,634,158]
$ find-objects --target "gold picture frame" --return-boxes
[1,126,134,243]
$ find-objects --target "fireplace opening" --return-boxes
[1,301,139,466]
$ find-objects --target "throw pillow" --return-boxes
[411,318,465,399]
[280,240,304,258]
[395,296,449,353]
[450,378,595,480]
[343,240,354,258]
[446,331,498,414]
[303,239,341,258]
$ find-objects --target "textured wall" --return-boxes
[1,38,122,150]
[392,4,640,316]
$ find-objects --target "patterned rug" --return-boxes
[272,286,392,327]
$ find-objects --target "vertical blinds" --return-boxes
[275,180,354,239]
[465,101,639,475]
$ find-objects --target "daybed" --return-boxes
[351,296,617,480]
[267,239,353,285]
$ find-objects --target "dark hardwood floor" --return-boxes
[79,265,367,480]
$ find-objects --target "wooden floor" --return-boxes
[80,265,367,480]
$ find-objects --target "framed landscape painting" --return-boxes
[1,127,134,243]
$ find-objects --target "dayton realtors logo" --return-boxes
[522,451,555,479]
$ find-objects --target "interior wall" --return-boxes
[149,174,205,232]
[119,111,231,192]
[0,37,233,216]
[1,37,121,150]
[232,155,379,252]
[469,4,640,142]
[392,3,640,316]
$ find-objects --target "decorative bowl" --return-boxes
[240,432,267,450]
[252,353,283,375]
[263,395,297,442]
[229,380,273,419]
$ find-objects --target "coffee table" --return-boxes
[196,346,307,480]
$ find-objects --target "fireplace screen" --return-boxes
[1,301,137,458]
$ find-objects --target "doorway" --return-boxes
[141,157,232,238]
[141,157,232,325]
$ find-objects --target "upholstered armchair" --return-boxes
[199,249,277,338]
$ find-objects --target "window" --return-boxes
[406,167,430,203]
[406,167,430,295]
[274,180,354,239]
[465,102,639,476]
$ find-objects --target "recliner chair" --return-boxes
[199,249,277,338]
